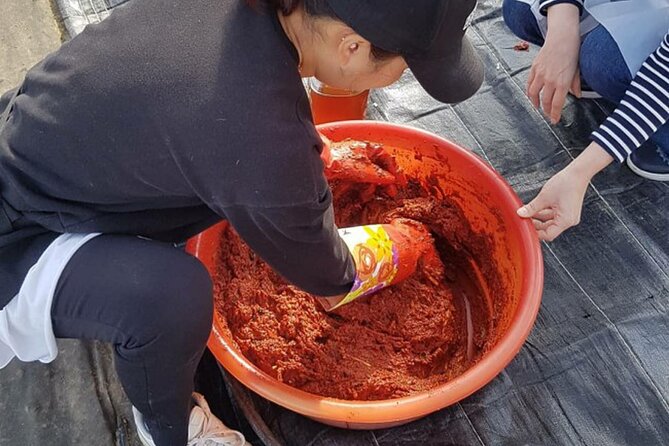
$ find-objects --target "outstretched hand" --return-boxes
[517,168,589,241]
[517,142,614,241]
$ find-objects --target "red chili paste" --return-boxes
[213,142,498,401]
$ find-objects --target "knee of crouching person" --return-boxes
[141,254,214,354]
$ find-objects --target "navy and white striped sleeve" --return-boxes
[591,32,669,162]
[539,0,583,15]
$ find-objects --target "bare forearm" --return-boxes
[565,142,615,180]
[545,3,580,42]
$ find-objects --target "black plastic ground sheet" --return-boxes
[1,1,667,445]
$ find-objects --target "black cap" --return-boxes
[324,0,484,104]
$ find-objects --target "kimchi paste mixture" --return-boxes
[213,141,500,401]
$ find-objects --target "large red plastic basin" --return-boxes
[186,121,544,429]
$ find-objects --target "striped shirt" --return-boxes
[591,32,669,162]
[539,0,669,162]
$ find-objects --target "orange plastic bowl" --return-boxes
[186,121,543,429]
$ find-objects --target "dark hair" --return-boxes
[251,0,398,61]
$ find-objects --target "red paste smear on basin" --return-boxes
[213,141,503,401]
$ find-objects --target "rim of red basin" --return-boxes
[188,120,544,426]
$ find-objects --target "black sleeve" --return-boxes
[221,188,356,296]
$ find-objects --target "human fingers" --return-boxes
[550,87,569,124]
[570,69,582,98]
[541,83,556,118]
[517,192,551,219]
[527,72,542,109]
[533,208,556,222]
[532,218,555,231]
[318,132,333,167]
[537,222,568,242]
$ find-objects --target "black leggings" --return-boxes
[51,235,214,446]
